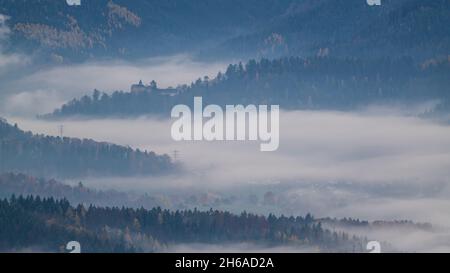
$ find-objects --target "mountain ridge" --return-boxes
[0,117,174,178]
[1,0,448,63]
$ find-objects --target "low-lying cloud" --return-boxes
[0,55,228,116]
[5,108,450,252]
[0,14,28,75]
[7,110,450,222]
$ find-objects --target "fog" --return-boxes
[1,24,450,250]
[5,109,450,219]
[0,14,28,75]
[331,221,450,253]
[0,55,229,116]
[5,106,450,251]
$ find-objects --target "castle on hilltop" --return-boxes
[130,80,179,96]
[131,80,157,93]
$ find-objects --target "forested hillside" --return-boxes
[0,118,173,178]
[46,56,450,118]
[0,0,292,62]
[0,173,162,209]
[0,195,364,252]
[216,0,450,60]
[0,0,448,62]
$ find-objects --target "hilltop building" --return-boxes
[130,80,180,96]
[131,80,157,93]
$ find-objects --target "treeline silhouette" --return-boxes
[0,118,173,178]
[0,195,364,253]
[0,173,161,209]
[46,56,450,118]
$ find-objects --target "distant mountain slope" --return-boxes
[0,118,173,178]
[213,0,450,60]
[45,56,450,118]
[0,0,448,62]
[0,172,163,209]
[0,0,293,62]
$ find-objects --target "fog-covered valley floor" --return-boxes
[5,107,450,252]
[2,0,450,254]
[2,19,450,251]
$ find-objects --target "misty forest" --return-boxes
[0,0,450,253]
